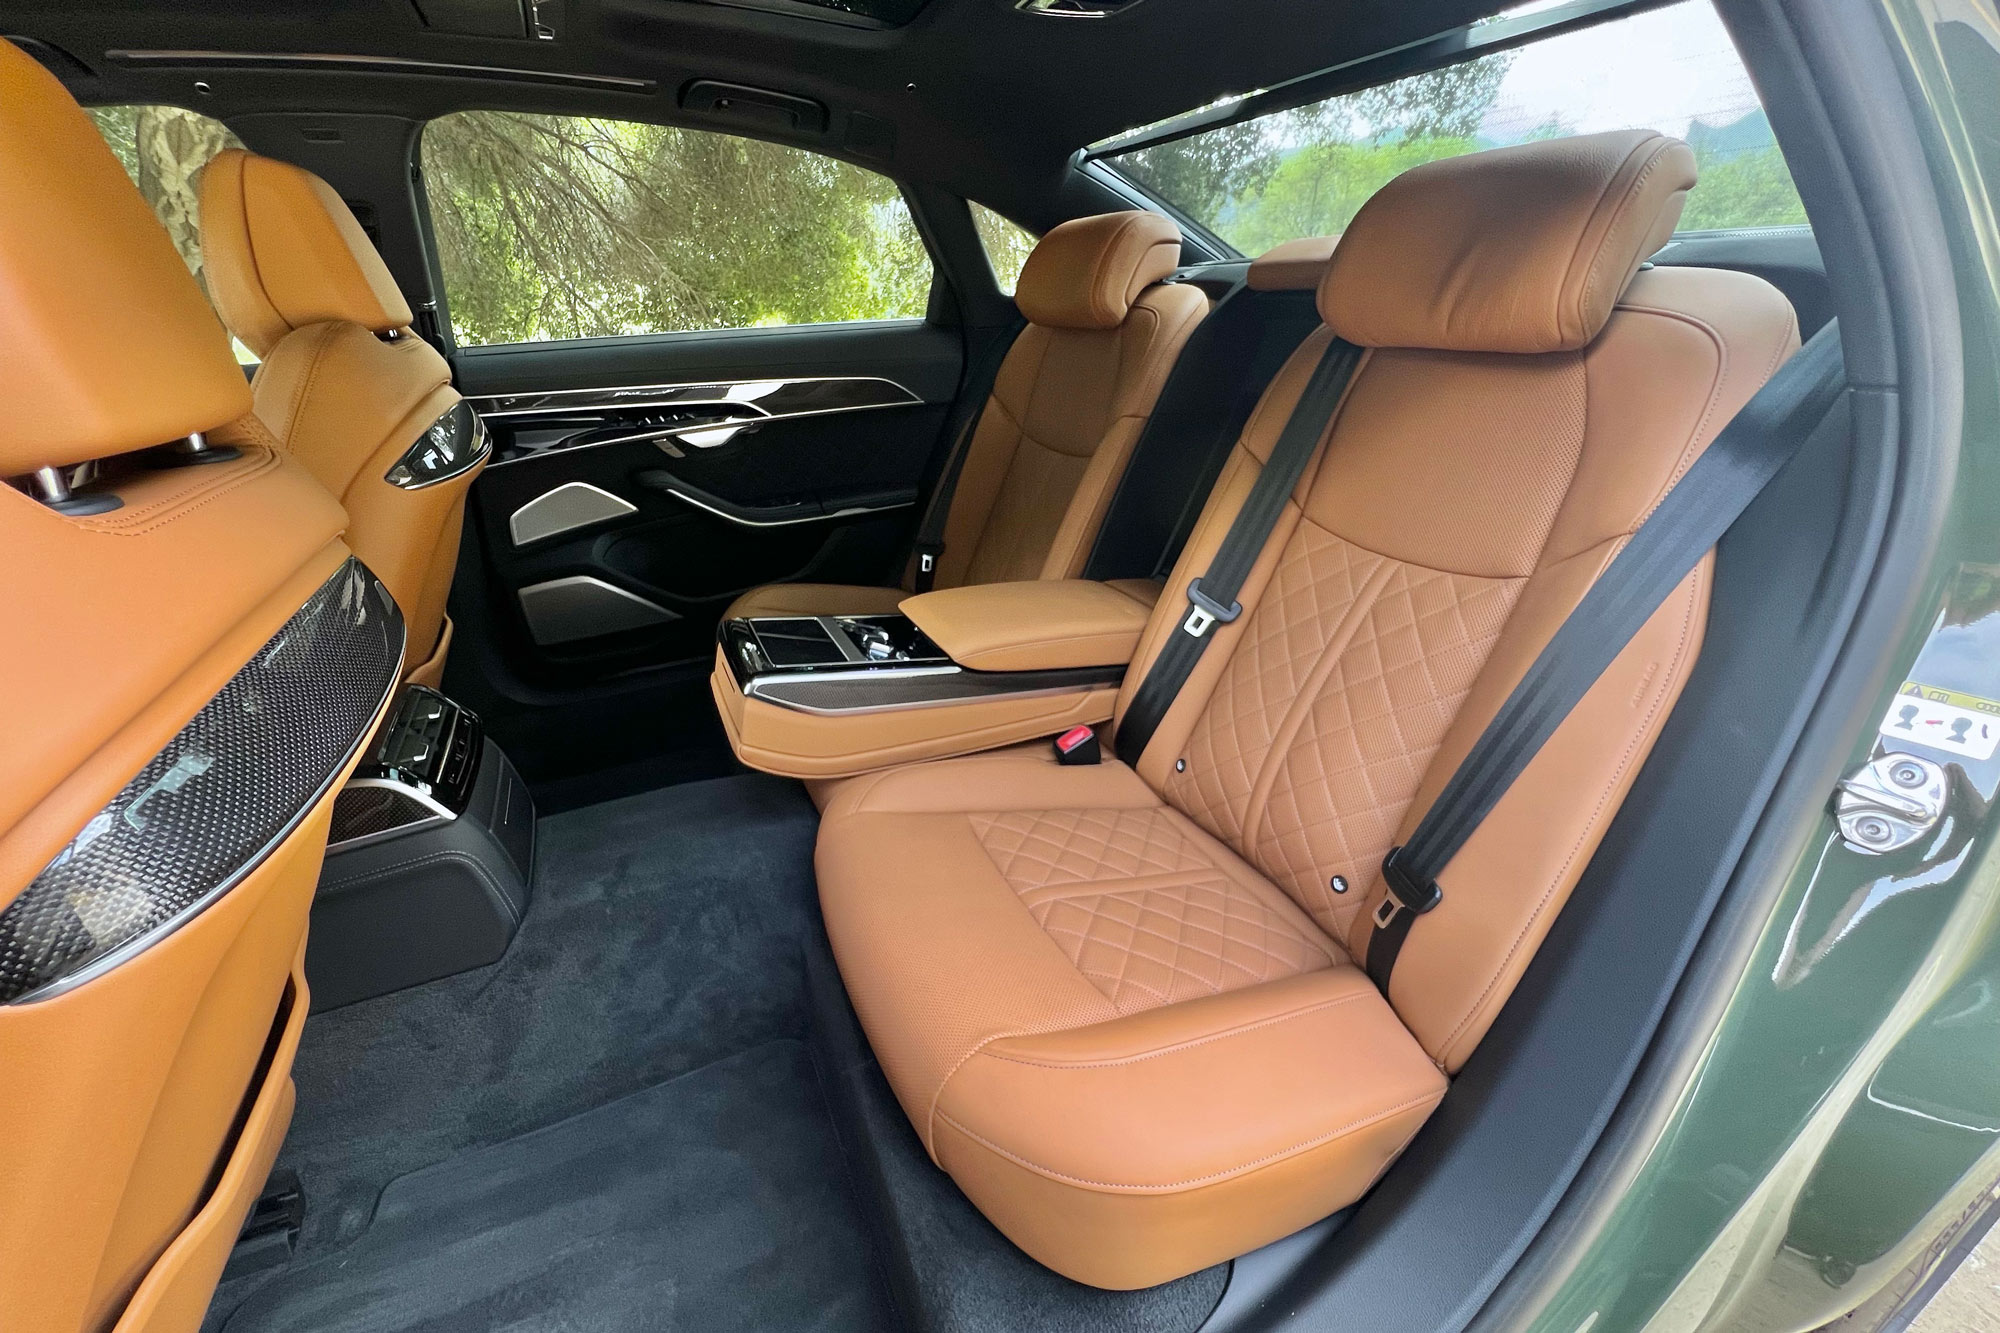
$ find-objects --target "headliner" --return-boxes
[0,0,1501,226]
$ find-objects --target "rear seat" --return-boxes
[815,130,1800,1289]
[726,210,1206,618]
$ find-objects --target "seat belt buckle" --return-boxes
[1181,577,1242,639]
[1373,845,1443,930]
[1053,725,1101,766]
[917,547,940,575]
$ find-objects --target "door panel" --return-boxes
[451,319,961,685]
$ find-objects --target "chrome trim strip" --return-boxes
[387,401,492,490]
[746,668,1122,717]
[659,481,914,530]
[103,49,655,91]
[9,561,406,1004]
[468,374,920,419]
[509,481,638,547]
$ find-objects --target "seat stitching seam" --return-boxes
[934,1089,1443,1192]
[976,989,1373,1069]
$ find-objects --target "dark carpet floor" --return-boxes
[211,774,891,1332]
[225,1041,884,1333]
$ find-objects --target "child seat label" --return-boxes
[1881,681,2000,761]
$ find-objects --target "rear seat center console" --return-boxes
[713,580,1155,779]
[310,686,536,1010]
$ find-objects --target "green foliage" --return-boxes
[1677,144,1808,231]
[420,112,935,346]
[1107,52,1513,256]
[1351,58,1508,141]
[1114,122,1282,233]
[1226,135,1479,256]
[969,202,1037,294]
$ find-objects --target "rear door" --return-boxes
[420,111,962,687]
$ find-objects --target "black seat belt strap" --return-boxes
[1365,322,1847,989]
[911,314,1027,592]
[1113,336,1364,767]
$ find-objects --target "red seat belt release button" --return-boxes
[1054,725,1101,766]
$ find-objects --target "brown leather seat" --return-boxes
[199,149,484,686]
[727,209,1206,619]
[815,130,1801,1290]
[0,42,404,1333]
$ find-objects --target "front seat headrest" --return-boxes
[0,41,252,475]
[200,148,414,358]
[1014,210,1182,331]
[1319,129,1699,354]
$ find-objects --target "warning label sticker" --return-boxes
[1881,681,2000,761]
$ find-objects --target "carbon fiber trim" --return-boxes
[0,558,404,1004]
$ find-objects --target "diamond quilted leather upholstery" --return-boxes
[815,131,1802,1290]
[725,211,1205,621]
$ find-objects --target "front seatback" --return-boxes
[1116,130,1800,1070]
[932,210,1206,589]
[199,149,483,683]
[0,43,405,1333]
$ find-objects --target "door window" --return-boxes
[420,112,936,347]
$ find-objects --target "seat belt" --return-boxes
[1113,336,1365,767]
[911,314,1027,593]
[1364,322,1847,988]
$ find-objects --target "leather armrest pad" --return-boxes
[900,580,1154,672]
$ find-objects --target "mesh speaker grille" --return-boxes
[0,558,404,1003]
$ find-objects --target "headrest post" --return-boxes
[29,465,122,516]
[164,430,243,468]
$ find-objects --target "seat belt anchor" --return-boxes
[1182,577,1242,639]
[1373,845,1443,931]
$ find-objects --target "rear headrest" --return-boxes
[1320,130,1698,353]
[0,41,251,475]
[1015,210,1181,331]
[1248,236,1340,292]
[200,149,414,357]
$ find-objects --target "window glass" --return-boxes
[1102,0,1805,256]
[420,112,936,347]
[969,202,1037,295]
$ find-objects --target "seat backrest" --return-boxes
[200,149,479,679]
[1082,234,1339,584]
[1114,130,1800,1071]
[0,42,404,1333]
[932,210,1206,590]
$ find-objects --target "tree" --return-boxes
[419,111,935,345]
[1678,144,1808,231]
[1352,54,1510,141]
[1112,121,1282,235]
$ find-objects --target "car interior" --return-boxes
[0,0,1970,1329]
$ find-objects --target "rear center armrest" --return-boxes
[899,579,1156,672]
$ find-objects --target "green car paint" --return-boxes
[1523,3,2000,1330]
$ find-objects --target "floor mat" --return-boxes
[273,775,825,1257]
[226,1040,890,1332]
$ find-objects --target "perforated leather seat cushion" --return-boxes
[816,746,1445,1290]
